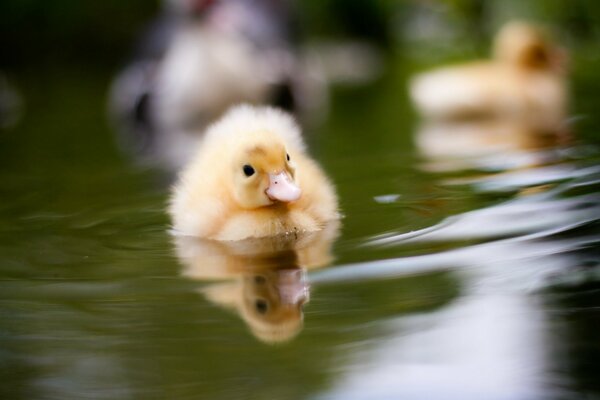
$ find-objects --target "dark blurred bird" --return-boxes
[110,0,322,169]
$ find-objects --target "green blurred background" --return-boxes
[1,0,600,157]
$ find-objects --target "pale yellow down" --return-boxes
[169,105,339,241]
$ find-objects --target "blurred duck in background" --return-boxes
[175,222,339,343]
[410,21,569,133]
[110,0,326,169]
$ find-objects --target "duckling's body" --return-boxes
[169,105,338,241]
[410,22,568,130]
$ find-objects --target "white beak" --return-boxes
[266,172,301,202]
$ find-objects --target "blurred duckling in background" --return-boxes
[169,105,339,241]
[410,21,568,132]
[110,0,326,169]
[175,222,339,343]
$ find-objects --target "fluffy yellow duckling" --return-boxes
[410,21,568,131]
[169,105,338,241]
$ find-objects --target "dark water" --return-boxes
[1,64,600,400]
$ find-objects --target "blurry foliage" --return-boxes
[0,0,157,70]
[397,0,600,60]
[1,0,599,70]
[299,0,394,45]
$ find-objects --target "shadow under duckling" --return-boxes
[410,21,568,132]
[169,105,339,241]
[175,221,340,343]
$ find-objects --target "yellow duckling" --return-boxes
[410,21,568,131]
[169,105,339,241]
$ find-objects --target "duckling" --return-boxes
[410,21,568,131]
[169,105,339,241]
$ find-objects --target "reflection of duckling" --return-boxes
[203,268,307,343]
[169,105,339,241]
[175,222,339,343]
[410,21,568,131]
[417,119,565,167]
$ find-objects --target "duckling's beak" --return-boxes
[266,171,301,202]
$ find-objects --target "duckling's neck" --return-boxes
[263,201,292,212]
[214,203,301,241]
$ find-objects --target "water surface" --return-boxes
[1,66,599,400]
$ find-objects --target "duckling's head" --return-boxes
[493,21,565,71]
[231,136,301,208]
[206,105,305,209]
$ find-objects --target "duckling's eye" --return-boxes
[255,299,268,314]
[243,164,255,177]
[286,153,290,161]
